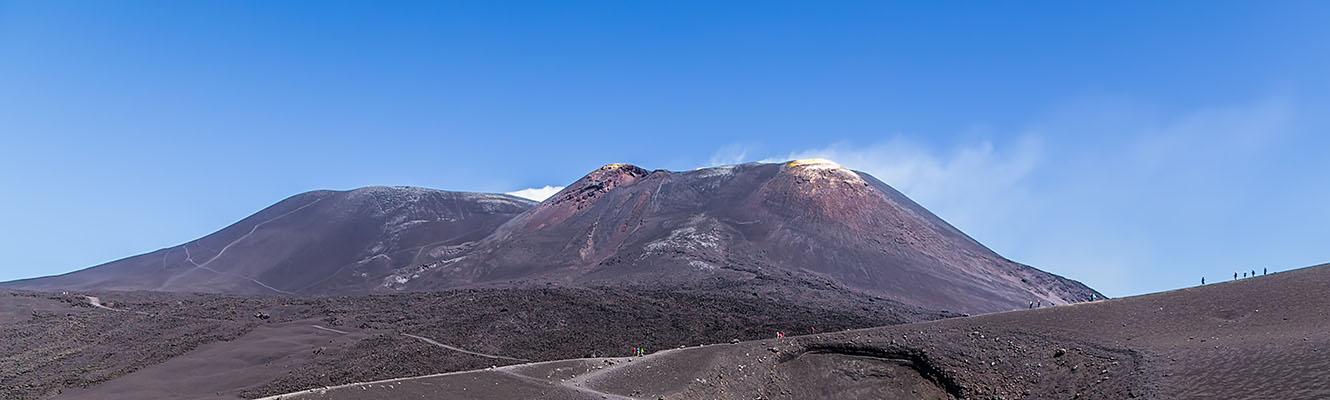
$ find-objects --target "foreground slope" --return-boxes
[0,286,943,400]
[280,263,1330,400]
[401,161,1098,314]
[1,187,534,295]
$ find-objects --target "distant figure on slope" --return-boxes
[1264,267,1268,275]
[1252,269,1256,277]
[1235,272,1239,280]
[1201,277,1205,285]
[1037,300,1042,308]
[1243,272,1248,278]
[777,331,785,338]
[1029,300,1035,309]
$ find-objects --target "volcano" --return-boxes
[395,160,1098,314]
[4,161,1097,314]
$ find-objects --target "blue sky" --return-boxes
[2,1,1327,297]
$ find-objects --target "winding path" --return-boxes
[158,196,326,294]
[310,325,349,335]
[304,324,529,362]
[401,333,529,362]
[256,342,713,400]
[497,368,633,400]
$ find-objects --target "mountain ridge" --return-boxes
[3,161,1100,315]
[394,160,1098,314]
[2,187,535,295]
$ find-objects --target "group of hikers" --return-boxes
[1201,267,1268,285]
[1027,300,1054,309]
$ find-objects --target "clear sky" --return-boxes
[2,1,1327,297]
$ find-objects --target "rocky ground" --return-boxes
[272,263,1330,400]
[9,264,1325,400]
[0,283,945,400]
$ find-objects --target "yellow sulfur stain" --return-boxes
[783,158,865,184]
[785,158,842,168]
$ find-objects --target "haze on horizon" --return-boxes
[2,1,1328,298]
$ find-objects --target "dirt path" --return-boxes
[402,333,529,362]
[250,367,501,400]
[158,197,325,294]
[260,342,707,400]
[552,355,666,400]
[310,325,349,334]
[257,355,643,400]
[305,323,525,362]
[496,369,633,400]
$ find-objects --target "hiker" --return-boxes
[1201,277,1205,285]
[777,331,785,338]
[1264,267,1268,275]
[1234,272,1238,280]
[1252,269,1256,277]
[1036,300,1041,308]
[1243,272,1247,278]
[1028,300,1034,309]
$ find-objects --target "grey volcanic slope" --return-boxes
[1,187,535,295]
[399,161,1098,314]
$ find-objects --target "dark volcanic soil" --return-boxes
[0,284,946,400]
[275,263,1330,400]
